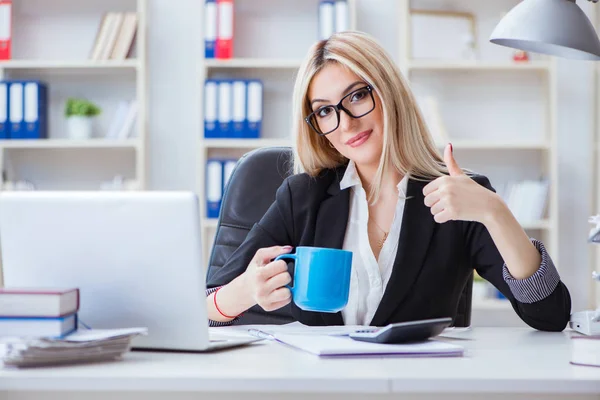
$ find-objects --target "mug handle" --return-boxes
[274,253,297,292]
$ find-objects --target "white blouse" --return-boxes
[339,160,409,326]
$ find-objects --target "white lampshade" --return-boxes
[490,0,600,61]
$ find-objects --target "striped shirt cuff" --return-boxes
[206,286,239,327]
[502,238,561,304]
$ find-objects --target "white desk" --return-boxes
[1,328,599,400]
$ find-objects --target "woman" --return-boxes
[205,31,571,331]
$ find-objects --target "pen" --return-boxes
[247,329,276,341]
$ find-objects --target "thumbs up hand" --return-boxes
[423,144,500,224]
[444,142,464,177]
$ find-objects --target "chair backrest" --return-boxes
[207,147,295,324]
[206,146,472,327]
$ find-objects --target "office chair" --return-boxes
[206,146,473,327]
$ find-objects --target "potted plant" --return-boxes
[64,98,101,139]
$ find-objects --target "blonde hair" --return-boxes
[291,31,449,203]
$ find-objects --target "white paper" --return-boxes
[1,328,146,368]
[273,333,464,356]
[219,322,470,338]
[225,321,374,337]
[61,328,147,342]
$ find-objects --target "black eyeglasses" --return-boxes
[305,85,375,136]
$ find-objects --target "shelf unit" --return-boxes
[400,0,559,313]
[198,0,357,264]
[0,59,140,70]
[0,0,148,191]
[203,58,304,69]
[408,60,553,71]
[197,1,558,320]
[0,138,140,149]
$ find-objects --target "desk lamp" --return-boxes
[491,0,600,335]
[490,0,600,61]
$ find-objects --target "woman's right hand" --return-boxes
[242,245,294,312]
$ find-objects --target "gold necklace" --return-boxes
[369,217,389,250]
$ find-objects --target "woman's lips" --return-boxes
[346,130,372,148]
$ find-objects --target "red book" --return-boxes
[0,0,11,60]
[216,0,233,59]
[0,288,80,317]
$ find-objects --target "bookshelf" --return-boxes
[197,1,558,322]
[0,0,148,191]
[198,0,358,264]
[408,60,552,71]
[400,0,558,315]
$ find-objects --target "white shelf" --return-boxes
[0,59,139,71]
[437,141,551,150]
[202,138,291,149]
[0,0,149,191]
[204,58,303,69]
[472,298,512,310]
[408,60,552,72]
[0,139,140,149]
[400,0,559,278]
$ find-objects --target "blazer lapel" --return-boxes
[313,168,349,326]
[369,178,437,326]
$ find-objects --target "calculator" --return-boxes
[349,317,453,344]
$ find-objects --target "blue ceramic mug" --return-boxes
[275,246,352,313]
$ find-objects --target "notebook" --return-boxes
[571,335,600,367]
[250,331,464,357]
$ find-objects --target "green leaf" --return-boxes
[64,98,102,117]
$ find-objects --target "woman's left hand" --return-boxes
[423,144,501,224]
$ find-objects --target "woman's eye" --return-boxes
[351,90,367,102]
[317,107,333,118]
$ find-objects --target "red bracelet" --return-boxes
[213,287,240,319]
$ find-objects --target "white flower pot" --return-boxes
[67,116,93,139]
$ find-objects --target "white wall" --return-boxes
[147,0,200,191]
[147,0,596,314]
[557,1,596,313]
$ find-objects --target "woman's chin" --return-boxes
[347,146,382,168]
[349,154,381,169]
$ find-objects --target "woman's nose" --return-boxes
[338,109,357,133]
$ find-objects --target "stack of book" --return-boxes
[2,327,147,368]
[0,288,79,338]
[0,80,48,140]
[0,288,148,368]
[89,12,138,61]
[318,0,350,40]
[204,79,263,139]
[105,100,138,140]
[203,0,233,59]
[495,180,550,223]
[206,158,238,218]
[0,1,12,60]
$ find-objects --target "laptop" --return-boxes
[0,191,259,352]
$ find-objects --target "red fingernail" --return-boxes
[449,143,453,153]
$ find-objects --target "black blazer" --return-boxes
[208,166,571,331]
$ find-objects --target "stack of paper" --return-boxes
[272,333,464,357]
[219,322,465,358]
[1,328,147,368]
